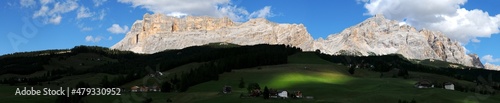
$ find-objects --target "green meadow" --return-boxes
[1,52,499,103]
[81,52,500,103]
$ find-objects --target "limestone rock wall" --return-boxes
[112,13,313,54]
[313,15,482,68]
[112,13,484,68]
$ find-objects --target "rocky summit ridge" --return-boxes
[112,13,484,68]
[313,14,483,68]
[111,13,314,53]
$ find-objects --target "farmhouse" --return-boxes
[131,86,140,92]
[278,91,288,99]
[444,82,454,90]
[414,80,434,88]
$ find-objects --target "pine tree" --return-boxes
[263,86,270,99]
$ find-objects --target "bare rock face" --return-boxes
[468,54,485,68]
[112,13,484,68]
[484,63,500,71]
[313,15,482,68]
[111,13,314,54]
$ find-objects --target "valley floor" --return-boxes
[1,52,499,103]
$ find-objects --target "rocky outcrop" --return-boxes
[111,13,314,54]
[313,14,482,68]
[468,54,485,68]
[484,63,500,71]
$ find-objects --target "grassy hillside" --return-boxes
[82,53,500,103]
[1,46,499,103]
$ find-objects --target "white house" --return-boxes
[278,91,288,99]
[444,82,454,90]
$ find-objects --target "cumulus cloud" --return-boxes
[361,0,500,44]
[85,35,103,43]
[48,15,62,24]
[107,24,129,34]
[117,0,274,21]
[77,6,94,19]
[249,6,273,18]
[20,0,36,8]
[93,0,108,7]
[32,0,79,25]
[482,55,500,63]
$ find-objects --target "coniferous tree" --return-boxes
[263,86,270,99]
[348,66,355,75]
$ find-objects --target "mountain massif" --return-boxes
[112,13,485,68]
[111,13,314,53]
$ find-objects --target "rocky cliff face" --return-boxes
[484,63,500,71]
[313,14,482,68]
[111,13,314,53]
[112,13,483,68]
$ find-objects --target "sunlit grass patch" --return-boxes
[267,71,352,88]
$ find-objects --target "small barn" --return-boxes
[278,91,288,99]
[444,82,454,90]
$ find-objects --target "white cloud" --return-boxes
[108,36,113,40]
[217,5,249,21]
[117,0,274,21]
[249,6,273,18]
[361,0,500,44]
[85,35,103,43]
[20,0,36,8]
[33,5,50,18]
[77,6,94,19]
[94,9,106,20]
[107,24,129,34]
[32,0,79,25]
[482,55,500,63]
[48,14,62,24]
[49,0,79,15]
[471,38,480,43]
[93,0,108,7]
[167,12,188,18]
[40,0,53,5]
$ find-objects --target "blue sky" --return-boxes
[1,0,499,66]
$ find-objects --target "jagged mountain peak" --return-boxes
[111,13,314,54]
[314,15,483,68]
